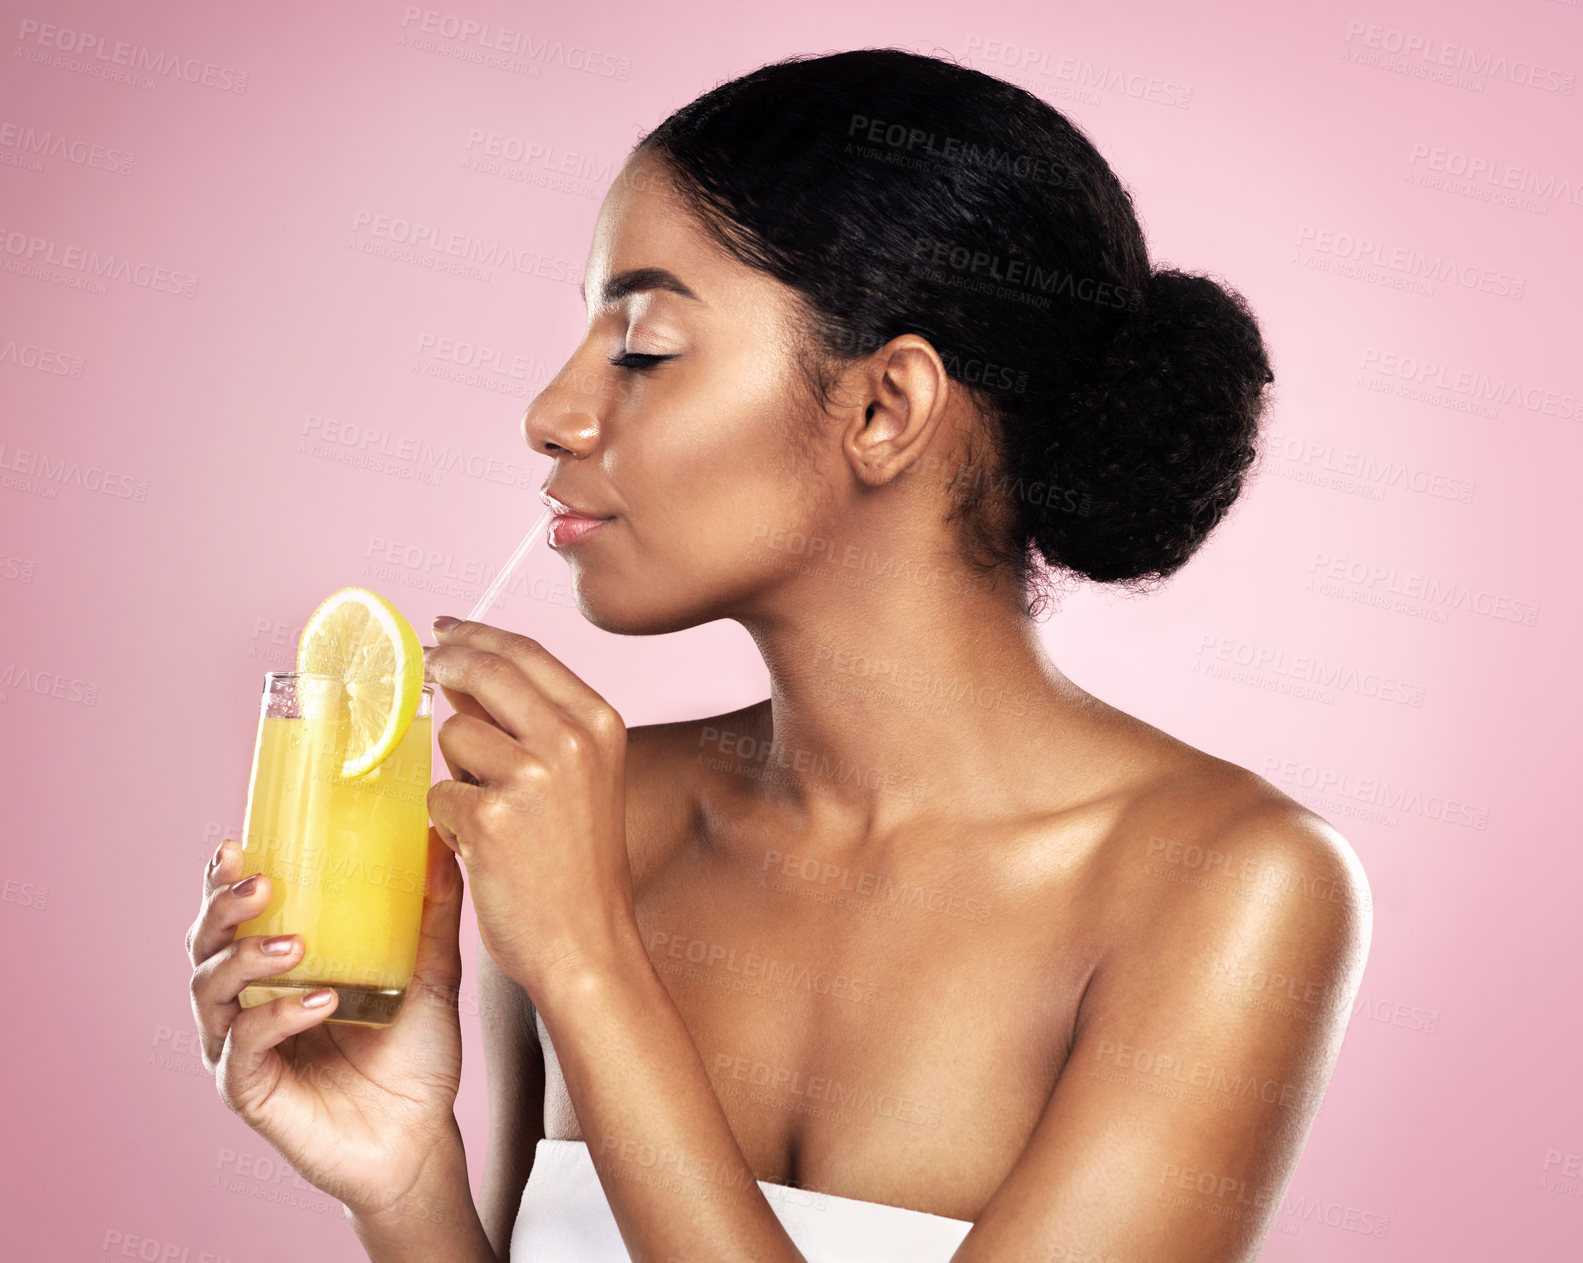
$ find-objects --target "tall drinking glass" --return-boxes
[235,671,434,1025]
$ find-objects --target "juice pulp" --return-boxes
[236,702,432,1017]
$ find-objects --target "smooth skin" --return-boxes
[187,148,1372,1262]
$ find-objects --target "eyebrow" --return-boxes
[579,266,702,308]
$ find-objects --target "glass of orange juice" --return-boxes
[235,670,434,1025]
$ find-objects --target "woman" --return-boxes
[187,48,1371,1263]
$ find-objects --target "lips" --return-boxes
[540,488,614,549]
[539,489,613,520]
[548,515,611,548]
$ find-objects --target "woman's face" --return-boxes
[521,149,847,635]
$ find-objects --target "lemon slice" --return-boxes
[296,587,425,778]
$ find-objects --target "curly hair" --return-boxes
[634,48,1274,615]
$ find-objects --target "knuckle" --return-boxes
[503,743,539,781]
[216,1073,243,1116]
[463,789,498,829]
[472,651,512,685]
[515,758,552,792]
[213,1049,240,1109]
[189,952,219,999]
[553,724,590,761]
[500,631,540,656]
[588,705,625,742]
[199,886,227,923]
[477,788,519,830]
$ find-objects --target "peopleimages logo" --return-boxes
[1262,757,1491,830]
[1342,20,1575,95]
[1406,142,1583,213]
[0,121,134,175]
[397,8,630,79]
[1294,224,1524,299]
[1307,552,1540,627]
[1357,347,1580,423]
[0,226,197,297]
[462,129,614,184]
[348,210,584,286]
[1192,634,1427,708]
[13,18,250,93]
[961,36,1194,108]
[910,232,1141,316]
[0,335,85,379]
[0,442,150,501]
[298,411,537,490]
[1263,433,1476,505]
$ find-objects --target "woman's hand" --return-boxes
[185,828,470,1222]
[421,617,640,996]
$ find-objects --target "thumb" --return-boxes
[408,826,464,997]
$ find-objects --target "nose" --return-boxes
[520,364,603,459]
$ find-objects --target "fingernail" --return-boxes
[302,989,335,1008]
[432,614,460,631]
[259,935,296,955]
[231,875,258,897]
[208,842,226,871]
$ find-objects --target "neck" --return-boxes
[732,554,1078,841]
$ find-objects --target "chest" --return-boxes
[538,824,1106,1220]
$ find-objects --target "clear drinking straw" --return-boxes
[463,505,556,624]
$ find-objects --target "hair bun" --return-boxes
[1016,267,1274,587]
[636,49,1276,602]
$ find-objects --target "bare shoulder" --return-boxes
[622,696,767,781]
[977,729,1376,1261]
[1093,732,1375,998]
[619,698,769,879]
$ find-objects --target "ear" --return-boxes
[840,335,951,488]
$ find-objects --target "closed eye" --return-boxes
[609,352,678,371]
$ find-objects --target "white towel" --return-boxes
[511,1138,973,1261]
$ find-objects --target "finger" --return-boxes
[426,780,472,860]
[187,866,275,967]
[431,813,461,852]
[439,743,480,788]
[203,836,236,895]
[216,988,340,1119]
[418,638,501,784]
[423,678,486,787]
[424,657,496,730]
[435,710,538,787]
[194,835,246,917]
[397,830,467,1021]
[190,925,305,1067]
[422,642,552,744]
[428,619,619,728]
[427,771,548,864]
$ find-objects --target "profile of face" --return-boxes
[520,149,973,637]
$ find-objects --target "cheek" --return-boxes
[613,370,818,553]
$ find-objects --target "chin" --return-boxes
[570,580,711,638]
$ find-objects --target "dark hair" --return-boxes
[633,48,1274,612]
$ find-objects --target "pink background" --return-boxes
[3,0,1580,1258]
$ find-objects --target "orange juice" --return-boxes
[236,675,433,1025]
